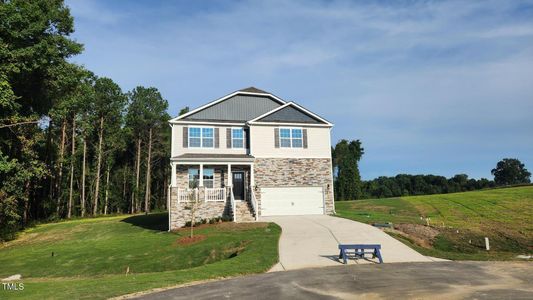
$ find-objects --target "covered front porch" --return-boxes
[168,154,258,228]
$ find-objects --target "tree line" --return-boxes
[360,174,495,199]
[1,1,171,241]
[332,139,531,200]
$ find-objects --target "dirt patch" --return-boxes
[175,235,206,246]
[392,223,440,248]
[201,240,251,264]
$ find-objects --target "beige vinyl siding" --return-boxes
[171,124,247,156]
[250,125,331,158]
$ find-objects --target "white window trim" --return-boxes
[188,168,215,188]
[231,127,245,149]
[188,126,215,149]
[279,127,303,149]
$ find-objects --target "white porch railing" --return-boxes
[205,188,226,202]
[177,188,198,203]
[230,187,236,222]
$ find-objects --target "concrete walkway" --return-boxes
[262,215,431,271]
[133,262,533,299]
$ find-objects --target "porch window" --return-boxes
[189,127,214,148]
[280,128,303,148]
[188,168,214,188]
[203,169,214,188]
[232,128,244,148]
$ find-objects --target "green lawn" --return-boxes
[336,186,533,260]
[0,213,281,299]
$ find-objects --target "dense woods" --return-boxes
[0,0,170,241]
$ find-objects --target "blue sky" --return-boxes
[66,0,533,180]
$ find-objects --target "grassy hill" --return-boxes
[0,214,280,299]
[336,186,533,260]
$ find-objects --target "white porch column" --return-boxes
[228,164,232,187]
[250,163,254,187]
[199,163,204,187]
[171,163,177,187]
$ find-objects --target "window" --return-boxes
[189,128,201,148]
[280,128,291,148]
[188,168,214,188]
[279,128,303,148]
[291,128,303,148]
[232,128,244,148]
[203,169,214,188]
[189,127,214,148]
[202,128,214,148]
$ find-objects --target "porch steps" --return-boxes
[235,201,255,222]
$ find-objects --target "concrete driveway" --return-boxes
[261,215,432,271]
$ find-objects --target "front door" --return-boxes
[232,172,245,200]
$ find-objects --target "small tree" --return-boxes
[185,190,200,238]
[491,158,531,186]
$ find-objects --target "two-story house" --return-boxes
[168,87,334,230]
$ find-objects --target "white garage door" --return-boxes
[260,186,324,216]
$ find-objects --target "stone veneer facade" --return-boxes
[252,158,335,215]
[169,158,335,230]
[169,165,248,230]
[169,187,231,230]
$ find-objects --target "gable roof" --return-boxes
[181,94,281,122]
[170,88,285,123]
[248,102,333,126]
[170,88,333,127]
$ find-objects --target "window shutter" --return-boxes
[183,127,188,148]
[226,128,232,148]
[303,129,308,148]
[214,128,220,148]
[274,128,280,148]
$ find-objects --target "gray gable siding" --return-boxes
[183,95,282,122]
[258,105,324,124]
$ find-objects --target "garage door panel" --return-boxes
[261,187,324,216]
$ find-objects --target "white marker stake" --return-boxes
[485,237,490,251]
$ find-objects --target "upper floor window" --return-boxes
[189,127,214,148]
[280,128,303,148]
[231,128,244,148]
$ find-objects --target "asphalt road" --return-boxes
[132,261,532,299]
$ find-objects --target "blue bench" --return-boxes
[338,244,383,264]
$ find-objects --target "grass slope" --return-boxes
[336,186,533,260]
[0,213,281,299]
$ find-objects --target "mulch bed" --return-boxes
[176,234,207,246]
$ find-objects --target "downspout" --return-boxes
[168,123,173,232]
[167,181,171,232]
[329,126,336,215]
